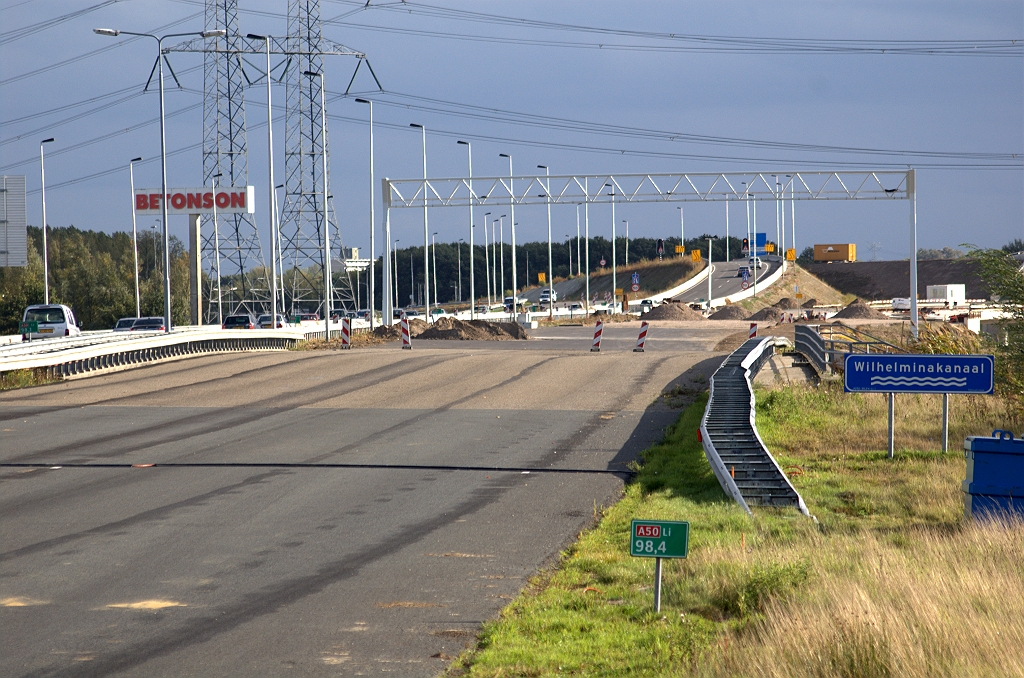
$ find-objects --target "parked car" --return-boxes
[113,317,137,331]
[222,314,256,329]
[257,314,287,329]
[21,304,81,340]
[130,316,166,332]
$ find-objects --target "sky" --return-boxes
[1,0,1021,266]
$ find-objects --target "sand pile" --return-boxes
[800,298,819,308]
[772,297,803,309]
[417,317,529,340]
[642,301,706,321]
[833,300,888,320]
[747,306,784,322]
[709,306,750,320]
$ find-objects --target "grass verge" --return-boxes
[0,368,61,391]
[450,385,1024,677]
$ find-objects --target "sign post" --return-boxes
[844,354,994,457]
[630,519,689,612]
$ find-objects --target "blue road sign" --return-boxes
[631,272,640,285]
[741,269,750,282]
[755,232,767,256]
[844,354,994,394]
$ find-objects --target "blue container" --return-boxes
[962,430,1024,520]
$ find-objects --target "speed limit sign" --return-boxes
[741,281,750,290]
[631,283,640,292]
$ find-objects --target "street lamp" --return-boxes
[677,206,684,258]
[431,231,438,311]
[497,215,506,305]
[483,211,491,306]
[128,156,143,317]
[410,123,430,318]
[457,238,464,303]
[622,219,629,266]
[95,26,227,332]
[249,33,281,330]
[457,140,474,319]
[565,234,573,279]
[303,69,331,339]
[499,153,517,312]
[355,98,376,328]
[211,171,223,324]
[605,183,617,313]
[393,239,400,312]
[575,205,581,277]
[538,164,553,318]
[707,235,719,312]
[39,138,54,304]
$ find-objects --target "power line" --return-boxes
[0,0,120,45]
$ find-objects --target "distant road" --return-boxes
[0,326,736,677]
[673,258,781,305]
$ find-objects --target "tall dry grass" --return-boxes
[700,519,1024,678]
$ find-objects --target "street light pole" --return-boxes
[304,70,331,339]
[708,236,718,309]
[248,34,280,331]
[678,206,684,258]
[483,211,491,307]
[95,27,226,332]
[498,216,505,302]
[355,99,375,328]
[393,238,399,313]
[584,177,590,313]
[128,155,143,317]
[607,183,617,313]
[538,164,553,319]
[39,138,55,305]
[410,123,430,318]
[499,153,517,313]
[457,140,474,319]
[575,204,581,276]
[725,198,730,263]
[457,238,464,303]
[432,231,438,312]
[211,172,223,324]
[623,220,629,266]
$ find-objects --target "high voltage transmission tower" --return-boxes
[170,0,378,320]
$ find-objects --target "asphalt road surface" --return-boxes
[673,258,780,305]
[1,325,736,677]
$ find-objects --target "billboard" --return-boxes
[1,175,27,267]
[134,187,255,215]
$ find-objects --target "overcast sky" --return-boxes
[1,0,1021,264]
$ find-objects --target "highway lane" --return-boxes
[673,258,781,305]
[0,327,735,677]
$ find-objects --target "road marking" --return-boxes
[106,600,185,610]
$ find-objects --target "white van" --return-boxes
[22,304,82,340]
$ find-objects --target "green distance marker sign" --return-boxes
[630,519,689,558]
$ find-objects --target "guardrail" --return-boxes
[794,325,828,375]
[0,328,308,379]
[700,335,811,516]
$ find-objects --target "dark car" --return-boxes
[222,314,256,329]
[129,316,166,332]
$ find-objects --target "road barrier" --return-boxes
[0,328,303,380]
[340,318,352,349]
[749,323,757,339]
[634,321,648,352]
[700,335,811,515]
[794,325,828,374]
[591,320,603,352]
[401,313,412,349]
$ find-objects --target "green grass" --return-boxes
[450,384,1024,677]
[0,368,60,391]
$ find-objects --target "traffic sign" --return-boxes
[675,245,685,254]
[19,321,38,335]
[538,271,546,284]
[691,250,702,262]
[631,272,640,285]
[630,520,689,558]
[786,248,796,261]
[631,284,640,292]
[614,288,624,296]
[600,258,607,266]
[741,281,750,290]
[844,354,994,394]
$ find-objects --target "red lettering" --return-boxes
[635,525,660,538]
[187,193,203,209]
[216,192,230,209]
[203,192,214,209]
[135,194,149,211]
[149,194,161,210]
[171,193,186,209]
[230,191,245,208]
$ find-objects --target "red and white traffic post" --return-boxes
[634,320,649,352]
[340,317,351,349]
[749,323,758,339]
[591,320,604,352]
[401,312,412,350]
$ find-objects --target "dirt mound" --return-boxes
[642,301,706,321]
[709,306,750,320]
[747,306,784,322]
[833,300,888,320]
[801,298,819,308]
[772,297,803,309]
[416,317,529,340]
